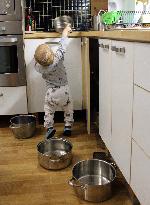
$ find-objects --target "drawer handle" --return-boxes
[111,46,117,51]
[45,42,60,45]
[103,44,109,50]
[115,47,125,54]
[99,43,104,48]
[0,93,3,97]
[99,44,109,50]
[111,46,125,54]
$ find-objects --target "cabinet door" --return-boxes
[134,43,150,91]
[133,85,150,157]
[131,140,150,205]
[24,38,82,113]
[24,39,47,113]
[64,38,82,110]
[99,39,111,150]
[81,37,91,134]
[111,41,133,182]
[0,86,28,115]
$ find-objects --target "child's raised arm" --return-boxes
[62,24,72,37]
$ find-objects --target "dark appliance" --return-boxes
[0,0,22,21]
[0,1,26,87]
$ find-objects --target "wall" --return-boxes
[108,0,136,11]
[108,0,123,11]
[91,0,108,15]
[123,1,135,11]
[25,0,91,31]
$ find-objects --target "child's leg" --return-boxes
[63,102,74,136]
[63,100,74,127]
[61,85,74,136]
[44,88,57,139]
[44,99,55,128]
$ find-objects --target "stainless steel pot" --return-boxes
[37,137,73,170]
[54,15,73,33]
[68,159,116,202]
[10,115,36,139]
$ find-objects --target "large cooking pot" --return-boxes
[54,15,73,33]
[10,115,36,139]
[68,159,116,202]
[37,137,73,170]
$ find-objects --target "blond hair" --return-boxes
[34,44,54,66]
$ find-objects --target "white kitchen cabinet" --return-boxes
[111,40,133,183]
[131,140,150,205]
[99,39,112,150]
[134,43,150,91]
[24,38,82,113]
[99,39,150,201]
[133,85,150,158]
[0,86,28,115]
[99,40,133,182]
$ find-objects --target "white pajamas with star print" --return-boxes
[44,85,73,128]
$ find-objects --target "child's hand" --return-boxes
[62,24,72,37]
[65,23,72,32]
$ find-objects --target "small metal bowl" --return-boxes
[37,137,73,170]
[54,15,73,33]
[10,115,36,139]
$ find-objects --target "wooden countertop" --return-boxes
[24,30,150,43]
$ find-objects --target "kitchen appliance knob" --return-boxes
[6,3,11,9]
[1,27,6,31]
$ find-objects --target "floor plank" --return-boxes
[0,122,132,205]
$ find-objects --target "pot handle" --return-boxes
[68,177,86,189]
[9,124,20,129]
[49,157,62,163]
[110,162,117,169]
[49,159,61,163]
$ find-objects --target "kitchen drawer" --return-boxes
[131,140,150,205]
[134,43,150,91]
[133,85,150,157]
[0,86,28,115]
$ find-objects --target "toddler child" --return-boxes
[34,25,74,139]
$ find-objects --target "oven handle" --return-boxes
[0,37,18,43]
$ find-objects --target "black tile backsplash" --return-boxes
[26,0,91,31]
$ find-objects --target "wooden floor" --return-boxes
[0,122,132,205]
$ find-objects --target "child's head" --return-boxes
[34,44,54,66]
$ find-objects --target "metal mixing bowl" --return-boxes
[37,137,73,170]
[10,115,36,139]
[54,15,73,33]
